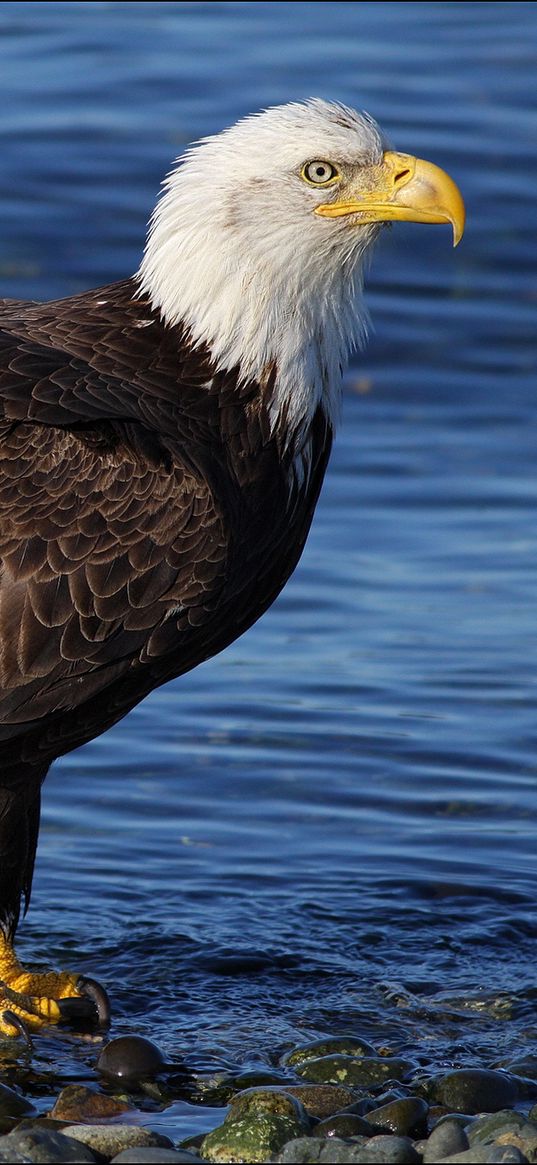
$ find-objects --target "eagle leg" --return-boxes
[0,775,109,1037]
[0,938,107,1035]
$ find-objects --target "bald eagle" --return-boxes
[0,100,464,1036]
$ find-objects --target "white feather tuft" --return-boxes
[136,99,385,446]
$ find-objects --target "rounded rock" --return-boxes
[202,1087,311,1163]
[358,1134,422,1163]
[62,1124,173,1158]
[285,1035,377,1068]
[316,1113,373,1138]
[96,1035,166,1083]
[435,1070,518,1115]
[423,1118,470,1161]
[282,1084,358,1118]
[367,1096,428,1137]
[295,1054,414,1087]
[486,1148,529,1164]
[229,1087,311,1125]
[51,1084,131,1121]
[0,1126,98,1163]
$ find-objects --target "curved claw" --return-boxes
[76,977,111,1028]
[2,1010,32,1050]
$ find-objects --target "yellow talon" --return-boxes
[0,932,102,1036]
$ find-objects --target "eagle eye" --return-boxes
[302,160,340,186]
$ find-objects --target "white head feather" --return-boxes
[136,100,386,445]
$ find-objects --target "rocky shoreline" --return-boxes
[0,1033,536,1163]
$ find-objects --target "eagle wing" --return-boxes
[0,282,229,750]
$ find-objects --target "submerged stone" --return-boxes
[231,1069,292,1091]
[294,1054,414,1087]
[285,1035,377,1068]
[434,1070,518,1115]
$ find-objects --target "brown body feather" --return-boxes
[0,279,332,934]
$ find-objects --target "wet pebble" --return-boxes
[275,1138,366,1163]
[96,1036,167,1084]
[367,1095,428,1137]
[0,1125,99,1163]
[284,1035,377,1068]
[315,1112,374,1137]
[50,1084,131,1121]
[434,1070,519,1114]
[294,1053,414,1087]
[62,1122,174,1158]
[354,1134,422,1162]
[281,1084,357,1118]
[421,1116,470,1161]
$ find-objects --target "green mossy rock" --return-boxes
[201,1088,311,1163]
[294,1054,414,1087]
[285,1035,376,1068]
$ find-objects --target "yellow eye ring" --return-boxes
[302,160,340,187]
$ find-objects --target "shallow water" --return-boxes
[0,0,535,1137]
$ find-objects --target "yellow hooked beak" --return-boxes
[315,151,465,246]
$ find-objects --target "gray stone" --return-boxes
[294,1054,414,1087]
[468,1112,527,1145]
[63,1124,173,1158]
[351,1135,422,1163]
[467,1112,537,1161]
[367,1096,428,1137]
[111,1151,200,1163]
[423,1117,470,1161]
[486,1148,529,1163]
[435,1070,519,1114]
[275,1139,368,1163]
[274,1139,325,1164]
[0,1126,99,1163]
[284,1035,377,1068]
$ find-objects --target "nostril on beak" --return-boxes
[394,169,411,184]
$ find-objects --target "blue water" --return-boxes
[0,0,536,1136]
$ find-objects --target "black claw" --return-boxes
[2,1010,32,1050]
[76,977,111,1028]
[57,995,100,1022]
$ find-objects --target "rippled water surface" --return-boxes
[0,0,535,1133]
